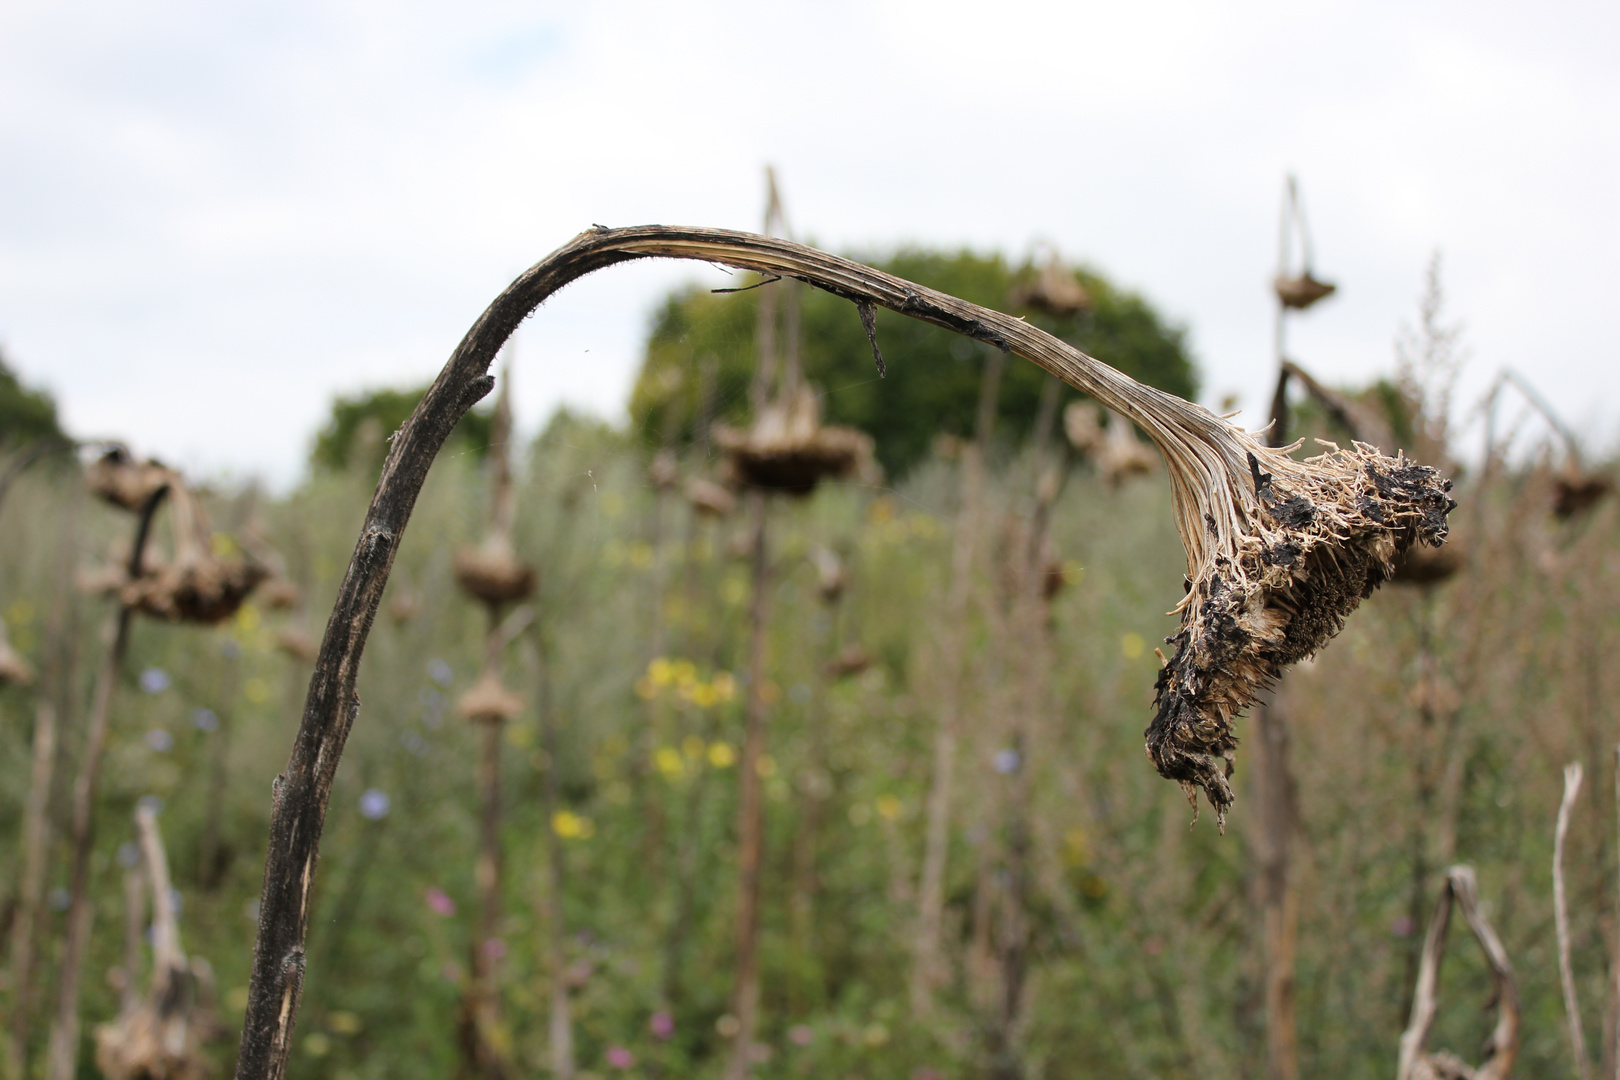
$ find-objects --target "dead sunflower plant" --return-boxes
[235,225,1454,1080]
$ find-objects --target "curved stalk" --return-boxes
[235,226,1452,1079]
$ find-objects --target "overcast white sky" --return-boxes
[2,0,1616,486]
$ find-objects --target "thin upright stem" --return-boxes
[726,491,772,1080]
[535,628,573,1080]
[47,484,168,1080]
[913,350,1003,1012]
[1557,763,1592,1080]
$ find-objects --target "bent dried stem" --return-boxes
[236,225,1452,1079]
[1396,865,1518,1080]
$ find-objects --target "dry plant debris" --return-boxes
[1396,865,1517,1080]
[95,805,220,1080]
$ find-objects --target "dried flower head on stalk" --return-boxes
[713,383,874,496]
[237,227,1455,1080]
[120,482,268,624]
[86,445,175,511]
[82,454,266,624]
[453,372,536,606]
[456,670,526,723]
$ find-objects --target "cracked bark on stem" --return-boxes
[1558,762,1593,1080]
[235,225,1450,1080]
[47,484,168,1080]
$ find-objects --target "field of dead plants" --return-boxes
[1,237,1617,1080]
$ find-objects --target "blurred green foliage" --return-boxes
[310,383,494,473]
[0,349,65,447]
[629,250,1197,476]
[1,405,1611,1080]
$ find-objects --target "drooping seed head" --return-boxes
[1147,438,1455,825]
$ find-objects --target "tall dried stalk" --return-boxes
[453,372,529,1080]
[1558,762,1593,1080]
[984,375,1065,1080]
[1396,865,1517,1080]
[532,625,573,1080]
[788,545,851,979]
[913,348,1005,1011]
[47,484,169,1080]
[234,226,1452,1080]
[461,633,514,1080]
[725,490,772,1080]
[1248,693,1299,1080]
[1252,373,1302,1080]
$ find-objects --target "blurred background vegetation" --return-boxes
[0,243,1616,1080]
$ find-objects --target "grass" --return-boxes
[0,386,1613,1080]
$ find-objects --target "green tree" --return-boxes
[0,348,66,447]
[629,249,1197,475]
[310,384,493,473]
